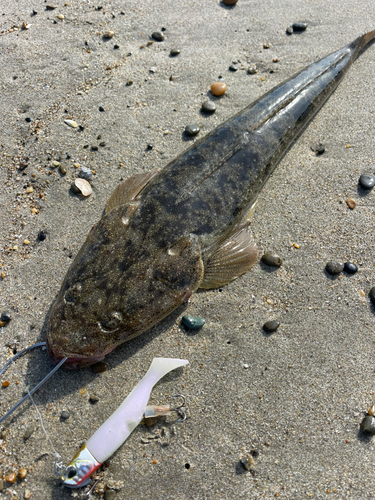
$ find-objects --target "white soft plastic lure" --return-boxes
[60,357,188,488]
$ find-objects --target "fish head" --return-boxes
[46,208,204,368]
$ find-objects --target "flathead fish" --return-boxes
[47,31,375,367]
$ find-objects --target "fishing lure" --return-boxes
[60,357,188,488]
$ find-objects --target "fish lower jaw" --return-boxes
[47,343,107,368]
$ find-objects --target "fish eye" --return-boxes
[63,465,77,479]
[101,311,123,331]
[64,283,82,305]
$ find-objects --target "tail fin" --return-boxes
[147,357,189,381]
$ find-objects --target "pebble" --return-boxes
[57,14,64,19]
[346,198,356,209]
[240,454,254,470]
[325,261,344,275]
[286,26,294,35]
[229,64,238,71]
[185,124,200,137]
[99,141,106,147]
[60,410,70,420]
[344,262,358,274]
[359,174,375,189]
[59,165,67,175]
[114,44,120,49]
[181,315,205,330]
[46,4,57,9]
[152,32,164,41]
[24,490,31,499]
[51,160,60,168]
[1,312,11,323]
[247,64,257,74]
[103,31,114,39]
[26,186,34,193]
[91,145,99,151]
[64,119,78,128]
[293,22,308,31]
[261,252,283,267]
[361,414,375,434]
[368,405,375,417]
[71,178,92,197]
[4,473,16,484]
[18,468,27,480]
[78,166,93,180]
[272,57,279,63]
[126,80,133,86]
[38,230,47,241]
[104,490,117,500]
[369,287,375,307]
[170,49,180,56]
[263,42,271,49]
[2,380,10,387]
[311,142,325,155]
[23,426,35,440]
[263,320,280,333]
[211,82,227,96]
[202,100,216,113]
[25,117,32,123]
[89,395,99,404]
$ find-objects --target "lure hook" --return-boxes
[0,342,67,424]
[143,394,187,422]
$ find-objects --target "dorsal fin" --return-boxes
[105,170,158,214]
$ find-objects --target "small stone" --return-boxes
[346,198,356,209]
[89,395,99,404]
[23,239,30,245]
[185,124,200,137]
[60,410,70,420]
[18,468,27,480]
[344,262,358,274]
[211,82,227,96]
[5,473,16,484]
[126,80,133,86]
[311,142,325,155]
[286,26,293,34]
[59,165,67,175]
[152,32,164,41]
[24,490,31,499]
[223,0,238,4]
[78,166,93,180]
[229,64,238,71]
[103,31,114,39]
[99,141,106,147]
[202,100,216,113]
[23,426,35,440]
[114,44,120,49]
[2,380,10,387]
[104,490,117,500]
[90,361,108,373]
[361,414,375,434]
[71,178,92,197]
[99,106,105,112]
[25,117,32,123]
[261,252,283,267]
[181,315,205,330]
[149,67,156,73]
[292,22,308,31]
[51,160,60,168]
[38,230,47,241]
[170,49,180,56]
[46,4,57,9]
[26,186,34,193]
[272,57,279,63]
[359,174,375,189]
[247,64,257,74]
[263,42,271,49]
[240,454,254,470]
[57,13,64,19]
[64,119,78,128]
[325,261,344,275]
[263,320,280,333]
[368,405,375,417]
[1,312,11,322]
[369,287,375,307]
[91,145,99,151]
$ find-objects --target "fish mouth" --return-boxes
[46,342,106,369]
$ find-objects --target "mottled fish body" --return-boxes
[47,31,375,367]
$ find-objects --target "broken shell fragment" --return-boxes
[71,178,92,197]
[64,119,78,128]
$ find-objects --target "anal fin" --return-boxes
[200,223,257,289]
[105,170,158,214]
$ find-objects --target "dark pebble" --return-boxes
[60,410,70,420]
[91,145,98,151]
[361,414,375,434]
[170,49,180,56]
[261,252,283,267]
[201,100,216,113]
[99,141,106,147]
[229,64,238,72]
[99,106,105,112]
[38,230,47,241]
[181,315,205,330]
[325,261,344,275]
[369,287,375,307]
[78,167,93,180]
[359,174,375,190]
[292,22,307,31]
[344,262,358,274]
[146,144,153,150]
[151,32,164,42]
[89,395,99,404]
[311,142,325,155]
[286,26,293,34]
[0,312,11,323]
[113,44,120,49]
[185,124,200,137]
[263,320,280,333]
[25,117,32,123]
[90,361,108,373]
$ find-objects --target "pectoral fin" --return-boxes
[105,170,158,214]
[200,223,257,289]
